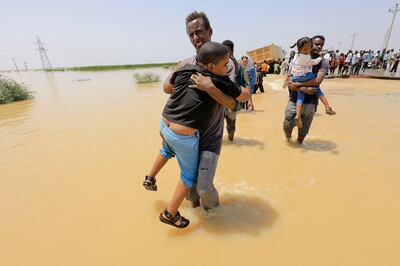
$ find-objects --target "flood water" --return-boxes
[1,70,399,266]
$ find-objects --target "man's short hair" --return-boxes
[196,42,228,65]
[312,35,325,41]
[186,11,211,30]
[222,40,234,50]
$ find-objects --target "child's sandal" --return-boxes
[325,107,336,115]
[159,208,189,229]
[143,175,157,191]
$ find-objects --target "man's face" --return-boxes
[186,18,212,52]
[311,38,325,55]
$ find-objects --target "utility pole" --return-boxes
[338,41,342,51]
[34,36,53,70]
[12,57,19,72]
[350,32,358,51]
[383,3,400,50]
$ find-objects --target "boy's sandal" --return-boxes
[143,175,157,191]
[159,208,190,229]
[325,107,336,115]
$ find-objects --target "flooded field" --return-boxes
[1,70,399,266]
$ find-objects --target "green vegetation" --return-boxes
[132,72,161,84]
[45,62,177,72]
[0,75,32,104]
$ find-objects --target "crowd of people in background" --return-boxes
[307,48,400,76]
[254,47,400,79]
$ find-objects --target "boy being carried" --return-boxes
[144,42,242,228]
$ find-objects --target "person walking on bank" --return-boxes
[241,56,256,111]
[222,39,251,141]
[390,49,400,73]
[261,60,269,76]
[254,66,265,94]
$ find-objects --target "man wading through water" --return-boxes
[143,11,250,227]
[283,35,330,144]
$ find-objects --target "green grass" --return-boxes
[0,75,32,104]
[132,72,161,84]
[45,62,177,72]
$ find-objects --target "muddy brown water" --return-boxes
[1,70,399,266]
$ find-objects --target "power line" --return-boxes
[11,57,19,72]
[350,32,358,51]
[34,36,53,70]
[382,3,400,50]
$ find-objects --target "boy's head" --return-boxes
[196,41,229,76]
[290,37,312,55]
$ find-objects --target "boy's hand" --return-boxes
[189,73,214,92]
[282,80,288,88]
[283,76,292,88]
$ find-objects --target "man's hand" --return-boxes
[189,73,214,92]
[299,87,317,95]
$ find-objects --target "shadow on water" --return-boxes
[222,137,264,150]
[239,109,264,114]
[286,138,339,154]
[154,194,278,236]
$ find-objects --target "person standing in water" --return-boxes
[143,11,250,213]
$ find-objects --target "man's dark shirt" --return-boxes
[163,64,241,131]
[289,58,329,105]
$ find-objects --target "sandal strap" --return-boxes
[144,175,155,185]
[163,209,181,224]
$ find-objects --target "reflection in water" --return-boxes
[44,72,60,100]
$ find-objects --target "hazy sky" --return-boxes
[1,0,399,70]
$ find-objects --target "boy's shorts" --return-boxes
[159,118,199,188]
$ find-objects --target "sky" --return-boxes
[1,0,400,70]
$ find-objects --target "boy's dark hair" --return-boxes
[186,11,211,30]
[222,40,234,50]
[290,37,312,50]
[312,35,325,41]
[196,42,228,65]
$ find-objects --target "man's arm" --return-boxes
[162,61,181,94]
[235,85,251,102]
[236,68,251,102]
[189,73,236,109]
[163,74,173,94]
[288,70,326,90]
